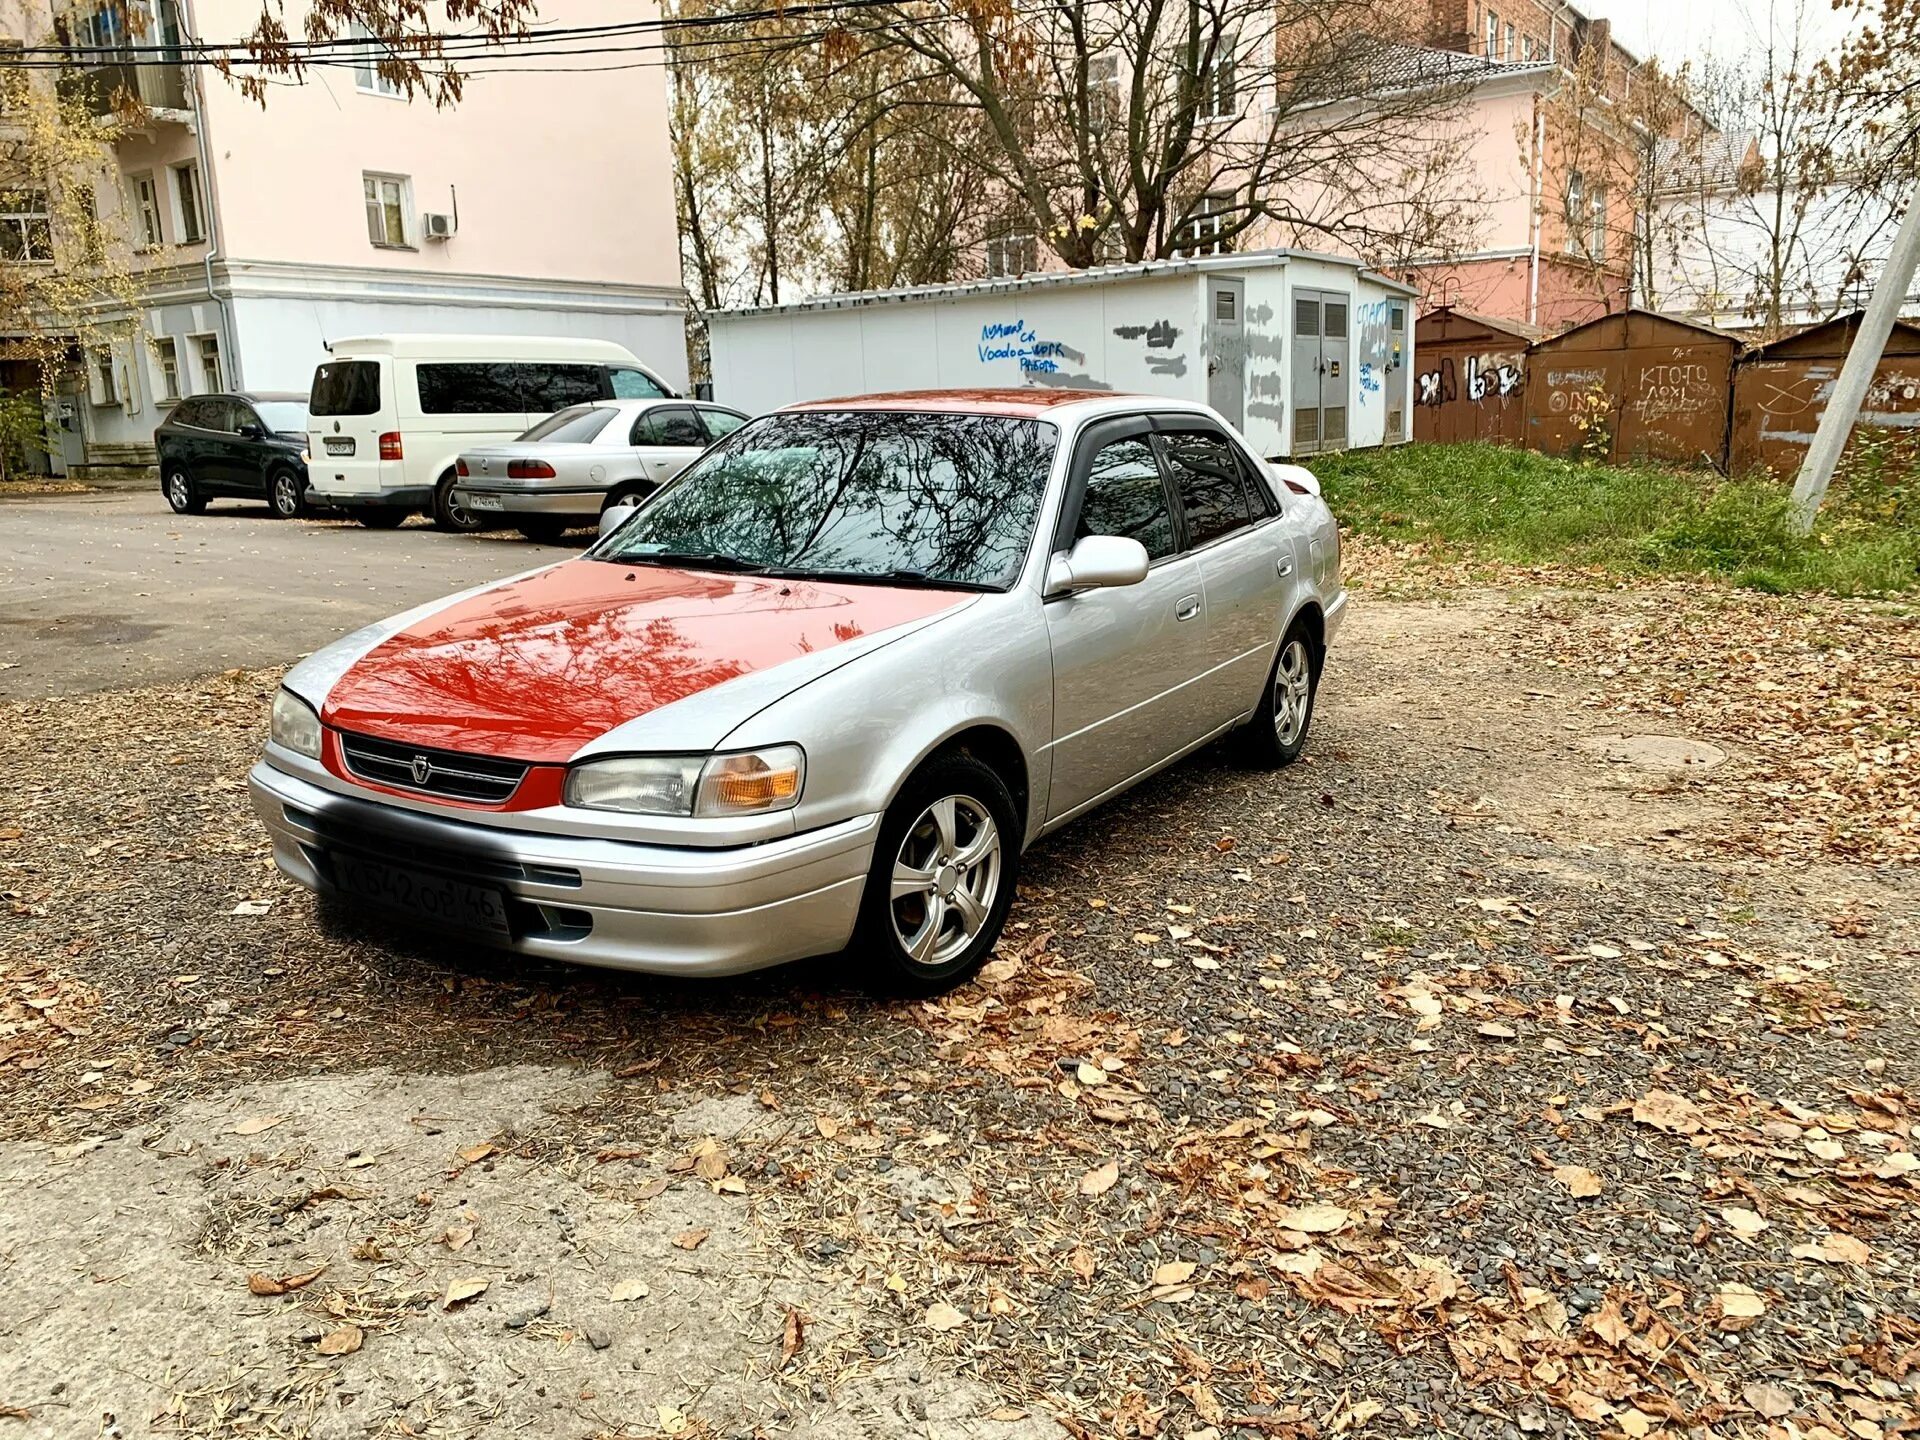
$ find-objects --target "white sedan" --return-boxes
[452,398,749,543]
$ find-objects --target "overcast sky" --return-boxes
[1580,0,1866,67]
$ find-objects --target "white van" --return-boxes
[305,335,676,531]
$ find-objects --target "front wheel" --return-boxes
[1238,620,1321,768]
[854,752,1021,996]
[163,465,205,515]
[431,472,487,533]
[267,469,305,519]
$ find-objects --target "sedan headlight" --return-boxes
[270,688,323,759]
[565,746,805,817]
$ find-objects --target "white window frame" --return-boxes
[0,188,54,263]
[190,331,222,393]
[348,21,404,98]
[1504,21,1515,59]
[1485,10,1499,58]
[1088,53,1121,133]
[363,172,412,249]
[131,171,163,249]
[150,335,181,403]
[1588,182,1607,259]
[1182,191,1234,256]
[88,348,119,406]
[984,224,1038,279]
[171,161,205,245]
[1199,35,1237,121]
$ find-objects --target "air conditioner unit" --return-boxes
[422,211,457,241]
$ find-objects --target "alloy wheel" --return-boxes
[1272,638,1312,746]
[889,795,1001,968]
[166,471,191,510]
[272,473,300,516]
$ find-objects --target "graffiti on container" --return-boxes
[1358,363,1380,395]
[978,319,1068,372]
[1417,354,1521,407]
[1112,318,1188,376]
[1354,300,1392,410]
[1248,370,1286,425]
[1632,362,1716,421]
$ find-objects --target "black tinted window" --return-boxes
[310,360,381,416]
[1163,430,1254,546]
[640,407,708,448]
[416,362,520,415]
[172,398,210,428]
[232,405,262,434]
[1075,437,1175,560]
[520,363,606,413]
[609,366,670,399]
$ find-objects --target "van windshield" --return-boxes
[311,360,381,417]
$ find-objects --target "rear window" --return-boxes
[520,405,614,443]
[310,360,381,417]
[417,362,521,416]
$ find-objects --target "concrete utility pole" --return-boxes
[1789,180,1920,535]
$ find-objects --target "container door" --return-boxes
[1320,293,1350,452]
[1206,278,1246,430]
[1385,300,1409,444]
[1290,292,1324,456]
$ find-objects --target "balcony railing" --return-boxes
[72,59,188,117]
[56,0,190,122]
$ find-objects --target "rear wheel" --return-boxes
[1237,618,1321,768]
[431,470,487,533]
[514,518,569,544]
[266,468,305,519]
[854,751,1021,996]
[601,481,655,513]
[357,510,406,530]
[163,465,205,515]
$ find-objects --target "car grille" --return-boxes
[338,731,530,804]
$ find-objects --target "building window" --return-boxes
[89,348,119,406]
[984,222,1038,279]
[1588,183,1607,259]
[1199,36,1236,119]
[151,336,181,401]
[131,172,163,248]
[349,21,403,97]
[0,189,54,262]
[363,173,411,248]
[1485,10,1499,58]
[1565,171,1605,259]
[1181,191,1234,256]
[1504,21,1515,59]
[1521,35,1534,61]
[1089,53,1121,133]
[172,162,205,244]
[191,332,222,392]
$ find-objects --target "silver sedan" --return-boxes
[251,391,1345,995]
[452,398,749,542]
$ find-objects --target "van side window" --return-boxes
[609,366,669,400]
[519,363,605,413]
[417,362,520,415]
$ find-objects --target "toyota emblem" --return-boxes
[411,754,434,786]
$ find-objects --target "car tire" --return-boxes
[601,481,655,512]
[854,750,1021,997]
[266,468,306,519]
[431,470,488,533]
[357,510,406,530]
[163,465,205,516]
[1238,617,1321,768]
[514,518,570,545]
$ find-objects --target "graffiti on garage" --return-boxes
[1417,354,1522,407]
[1632,361,1717,421]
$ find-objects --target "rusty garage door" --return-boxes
[1412,305,1538,445]
[1524,310,1737,468]
[1731,313,1920,480]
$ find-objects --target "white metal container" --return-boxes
[708,250,1417,459]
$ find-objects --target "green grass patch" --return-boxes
[1314,443,1920,596]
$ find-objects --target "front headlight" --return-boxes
[270,688,323,759]
[565,745,805,817]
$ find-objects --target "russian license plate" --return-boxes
[323,436,355,455]
[331,852,511,938]
[467,493,504,511]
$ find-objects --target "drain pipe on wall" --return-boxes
[175,0,239,387]
[1526,93,1545,328]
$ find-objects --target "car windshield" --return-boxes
[255,401,311,433]
[593,410,1058,591]
[519,405,615,443]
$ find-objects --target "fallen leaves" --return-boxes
[672,1228,710,1251]
[228,1114,284,1137]
[924,1301,968,1332]
[610,1278,650,1303]
[442,1277,490,1309]
[1273,1203,1350,1234]
[1632,1089,1705,1134]
[1742,1382,1795,1418]
[1790,1233,1872,1265]
[1720,1206,1770,1240]
[246,1265,325,1296]
[1552,1165,1605,1199]
[1715,1282,1767,1329]
[1077,1160,1120,1197]
[315,1324,362,1356]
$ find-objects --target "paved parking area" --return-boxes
[0,489,578,699]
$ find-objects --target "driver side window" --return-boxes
[1074,436,1175,560]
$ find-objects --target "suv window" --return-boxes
[310,360,381,416]
[609,366,670,400]
[231,404,263,435]
[1162,430,1255,546]
[172,397,210,428]
[519,363,606,413]
[700,408,747,441]
[1075,436,1175,560]
[637,406,709,448]
[199,398,238,433]
[416,362,521,415]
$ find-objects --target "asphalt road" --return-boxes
[0,488,578,700]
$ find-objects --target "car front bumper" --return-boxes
[304,485,433,510]
[249,761,876,976]
[453,485,604,518]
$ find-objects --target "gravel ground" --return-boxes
[1,561,1915,1440]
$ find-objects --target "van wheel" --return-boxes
[163,465,205,515]
[854,751,1021,997]
[357,510,406,530]
[267,468,305,519]
[432,471,487,533]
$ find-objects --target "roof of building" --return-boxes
[713,247,1416,319]
[1743,312,1920,359]
[1417,305,1545,342]
[1532,307,1741,350]
[1361,41,1556,95]
[1652,130,1759,195]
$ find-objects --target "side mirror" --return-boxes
[1046,534,1150,595]
[238,423,265,441]
[598,501,639,539]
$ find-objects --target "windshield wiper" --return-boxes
[777,566,998,592]
[597,550,774,574]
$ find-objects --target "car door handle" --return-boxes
[1175,595,1201,622]
[1276,558,1294,577]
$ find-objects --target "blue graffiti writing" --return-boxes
[1358,362,1380,395]
[978,319,1067,372]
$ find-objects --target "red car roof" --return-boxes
[786,388,1114,418]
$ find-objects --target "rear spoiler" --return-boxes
[1266,462,1322,498]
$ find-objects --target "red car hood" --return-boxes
[321,560,970,761]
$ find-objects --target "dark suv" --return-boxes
[155,392,312,518]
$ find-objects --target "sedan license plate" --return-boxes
[330,852,511,938]
[467,493,504,511]
[323,436,355,456]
